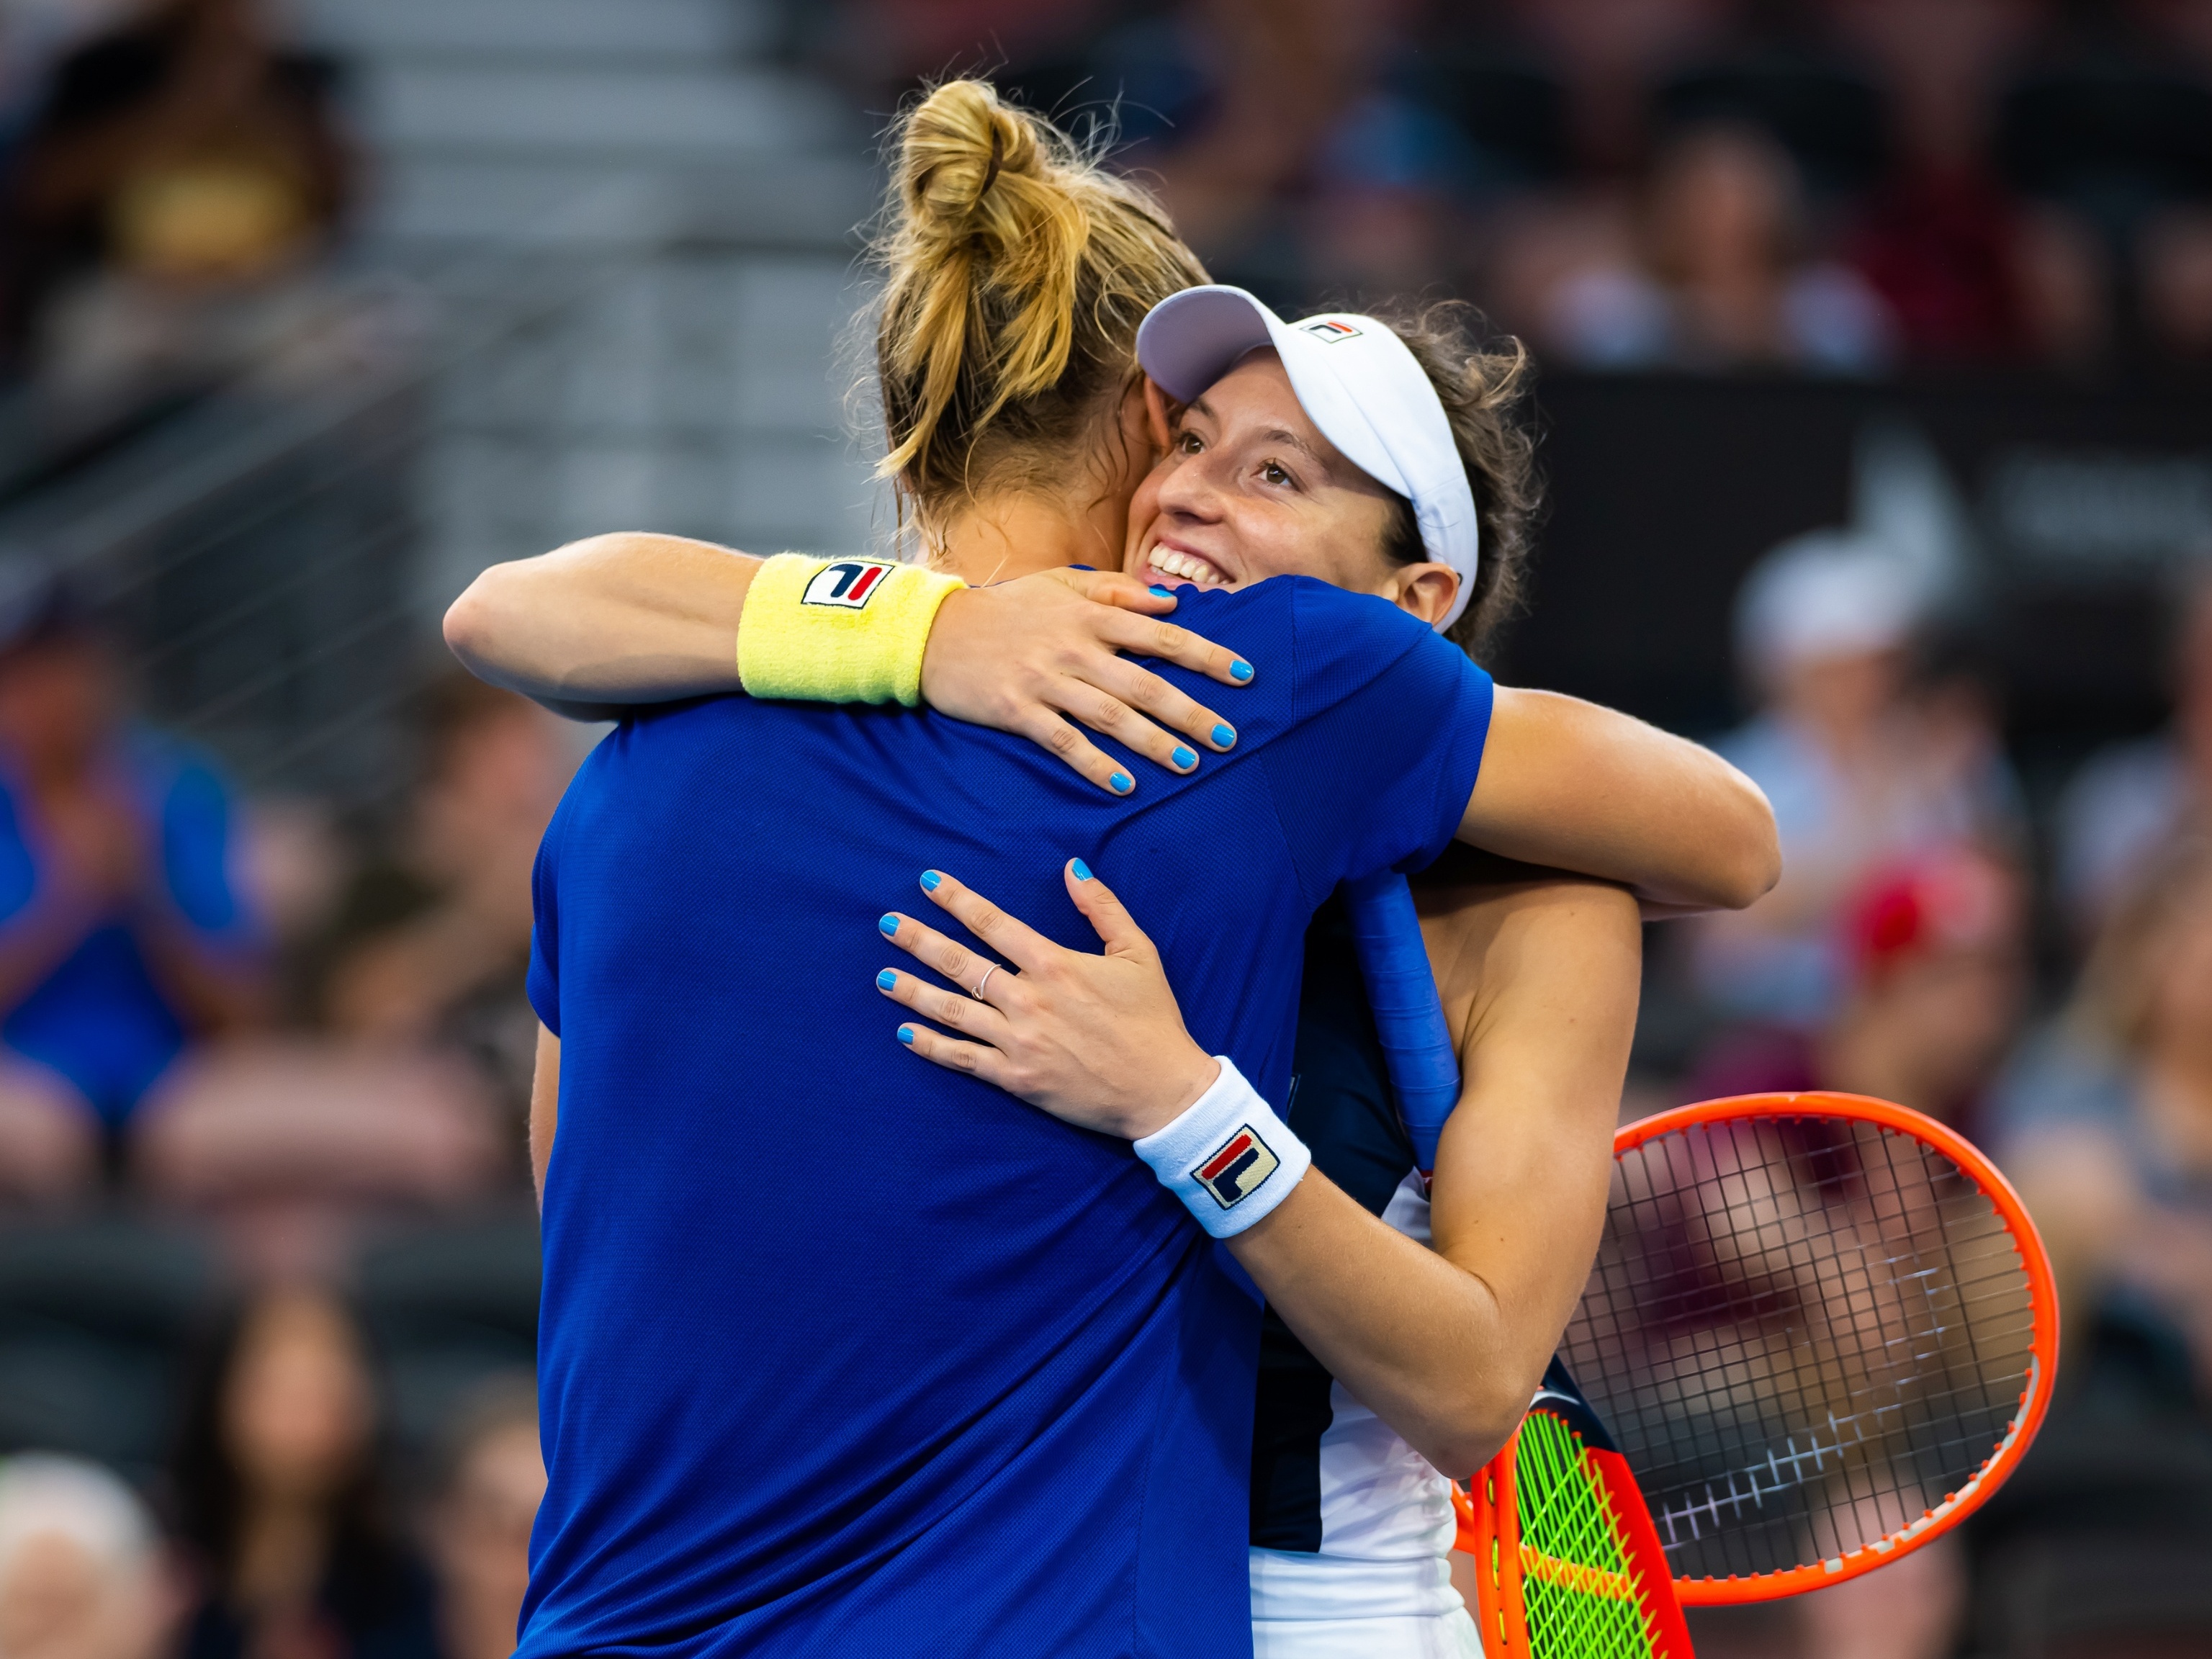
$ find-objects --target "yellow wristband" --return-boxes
[734,554,966,707]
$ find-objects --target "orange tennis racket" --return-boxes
[1561,1092,2059,1605]
[1459,1358,1694,1658]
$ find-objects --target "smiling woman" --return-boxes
[1133,305,1534,659]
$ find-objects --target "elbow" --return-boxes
[1416,1388,1536,1482]
[1707,768,1781,912]
[441,569,505,672]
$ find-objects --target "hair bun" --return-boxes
[902,80,1043,235]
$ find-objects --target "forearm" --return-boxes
[1225,1175,1526,1475]
[443,533,759,711]
[531,1027,559,1206]
[1462,687,1780,912]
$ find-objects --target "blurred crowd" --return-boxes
[0,0,380,418]
[804,0,2212,374]
[0,559,573,1659]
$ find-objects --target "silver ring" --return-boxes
[972,965,998,1000]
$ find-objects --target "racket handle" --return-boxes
[1344,871,1461,1172]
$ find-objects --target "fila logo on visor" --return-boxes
[1300,319,1362,343]
[1193,1124,1281,1209]
[802,560,896,608]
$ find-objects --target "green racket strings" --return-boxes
[1515,1409,1663,1659]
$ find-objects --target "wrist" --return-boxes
[1123,1050,1220,1140]
[1132,1058,1310,1239]
[736,554,964,706]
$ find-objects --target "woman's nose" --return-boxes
[1156,453,1225,521]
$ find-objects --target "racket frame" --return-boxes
[1608,1090,2061,1606]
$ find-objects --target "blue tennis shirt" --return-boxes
[521,576,1493,1659]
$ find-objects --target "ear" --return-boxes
[1142,377,1175,455]
[1381,564,1460,629]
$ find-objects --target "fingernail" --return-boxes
[897,1025,916,1046]
[1212,723,1236,749]
[1071,858,1092,881]
[1148,585,1172,597]
[1230,660,1253,682]
[920,870,942,891]
[877,969,897,991]
[1172,745,1197,770]
[879,913,900,937]
[1110,771,1133,794]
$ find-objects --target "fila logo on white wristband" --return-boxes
[801,560,896,609]
[1193,1125,1281,1210]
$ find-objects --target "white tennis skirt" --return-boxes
[1249,1548,1486,1658]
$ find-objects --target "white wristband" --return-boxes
[1132,1058,1310,1239]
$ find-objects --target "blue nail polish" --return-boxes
[1071,858,1092,881]
[879,914,900,937]
[897,1026,916,1045]
[1212,723,1236,749]
[1172,746,1197,770]
[877,969,897,990]
[1230,660,1254,683]
[1110,771,1133,794]
[1148,585,1172,597]
[920,870,942,891]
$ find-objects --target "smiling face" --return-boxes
[1122,351,1459,623]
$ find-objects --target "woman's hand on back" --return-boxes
[920,570,1254,795]
[874,861,1219,1138]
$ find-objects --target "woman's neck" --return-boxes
[936,488,1125,586]
[233,1497,331,1611]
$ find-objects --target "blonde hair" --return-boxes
[872,80,1208,540]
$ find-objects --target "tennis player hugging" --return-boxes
[447,79,1777,1659]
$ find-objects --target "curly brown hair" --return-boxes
[1365,302,1542,662]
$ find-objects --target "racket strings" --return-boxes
[1563,1118,2039,1583]
[1513,1411,1663,1659]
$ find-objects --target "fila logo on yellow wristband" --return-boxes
[802,560,897,609]
[1193,1124,1281,1210]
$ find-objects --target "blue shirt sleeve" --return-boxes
[528,806,564,1037]
[157,755,255,942]
[0,782,39,926]
[1258,584,1494,912]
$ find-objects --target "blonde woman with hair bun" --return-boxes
[454,79,1776,1659]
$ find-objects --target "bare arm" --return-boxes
[531,1025,558,1208]
[444,534,757,712]
[1462,686,1780,914]
[874,863,1639,1476]
[443,534,1253,789]
[1210,876,1637,1473]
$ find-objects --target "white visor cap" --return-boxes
[1136,285,1480,631]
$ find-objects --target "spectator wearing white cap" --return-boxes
[0,1454,181,1659]
[1694,526,2023,1028]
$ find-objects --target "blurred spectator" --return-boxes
[0,0,352,390]
[1694,529,2023,1025]
[0,1453,181,1659]
[421,1381,539,1659]
[1498,0,1742,174]
[1690,845,2028,1137]
[315,675,577,1121]
[2141,202,2212,363]
[2055,570,2212,937]
[1827,0,2108,363]
[1997,835,2212,1393]
[0,562,264,1177]
[170,1287,437,1659]
[131,1043,505,1280]
[1536,120,1894,371]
